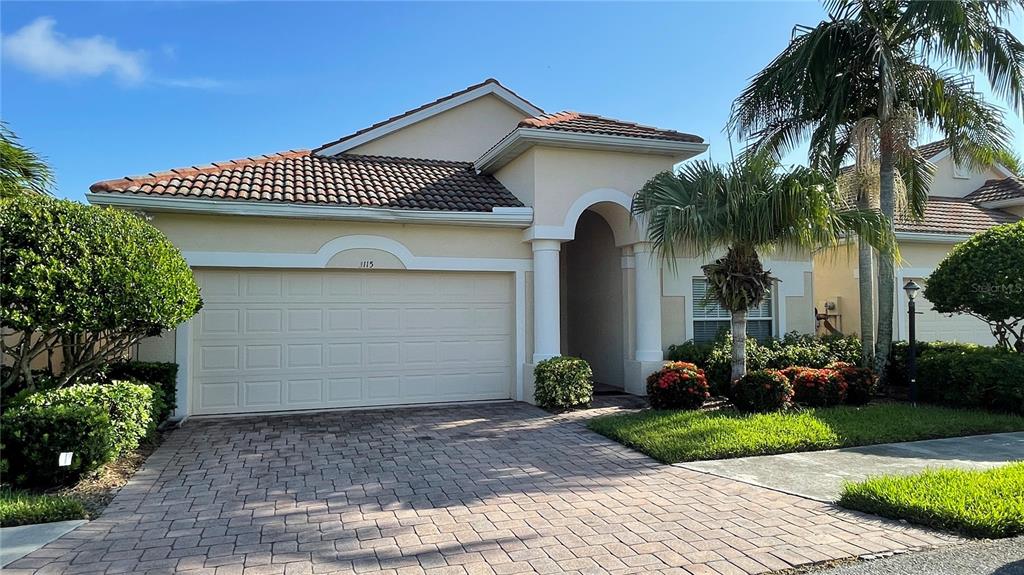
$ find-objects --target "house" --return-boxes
[813,142,1022,345]
[88,79,822,417]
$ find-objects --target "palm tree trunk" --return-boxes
[875,125,897,373]
[731,309,748,382]
[857,238,875,368]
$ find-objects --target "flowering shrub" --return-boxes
[827,362,877,406]
[534,356,593,410]
[791,368,847,407]
[646,362,710,410]
[731,369,793,412]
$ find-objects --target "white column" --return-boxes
[633,242,663,362]
[532,239,562,363]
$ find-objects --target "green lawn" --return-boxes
[0,489,87,527]
[586,403,1024,463]
[839,463,1024,538]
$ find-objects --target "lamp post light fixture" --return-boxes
[903,280,922,405]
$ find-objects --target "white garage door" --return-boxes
[911,277,995,345]
[191,269,514,415]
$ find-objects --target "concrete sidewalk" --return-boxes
[0,520,87,567]
[678,432,1024,502]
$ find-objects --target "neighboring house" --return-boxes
[89,79,819,417]
[814,141,1022,345]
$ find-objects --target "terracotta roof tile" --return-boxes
[518,111,704,143]
[896,196,1018,235]
[90,151,524,212]
[964,176,1024,204]
[916,139,948,159]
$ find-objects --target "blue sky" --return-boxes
[3,1,1022,201]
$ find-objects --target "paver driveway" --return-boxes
[8,402,954,575]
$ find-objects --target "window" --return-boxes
[692,278,774,343]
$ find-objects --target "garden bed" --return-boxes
[839,462,1024,538]
[586,403,1024,463]
[0,432,162,527]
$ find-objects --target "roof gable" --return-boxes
[314,79,544,157]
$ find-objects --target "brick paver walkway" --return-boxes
[8,402,955,575]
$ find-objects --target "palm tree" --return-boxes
[730,0,1024,373]
[1,122,53,198]
[633,149,895,382]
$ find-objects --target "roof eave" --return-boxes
[895,230,975,243]
[314,81,544,157]
[974,197,1024,210]
[86,193,534,228]
[474,128,708,173]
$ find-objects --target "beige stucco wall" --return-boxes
[812,240,966,337]
[492,148,536,207]
[148,213,532,260]
[347,94,527,162]
[528,147,677,228]
[928,155,1005,198]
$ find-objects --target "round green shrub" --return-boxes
[791,368,847,407]
[534,357,593,410]
[646,362,710,410]
[925,221,1023,351]
[732,369,793,412]
[1,194,202,390]
[23,381,154,456]
[0,402,114,487]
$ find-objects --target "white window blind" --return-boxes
[692,278,773,342]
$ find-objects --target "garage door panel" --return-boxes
[192,269,514,415]
[908,277,996,345]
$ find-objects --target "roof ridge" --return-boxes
[519,111,580,128]
[329,153,474,167]
[90,150,310,192]
[312,79,543,154]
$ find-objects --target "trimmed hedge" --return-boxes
[917,346,1024,415]
[647,362,710,410]
[22,381,155,456]
[686,332,862,395]
[106,361,178,423]
[534,357,593,410]
[0,402,114,487]
[731,369,793,413]
[828,362,877,406]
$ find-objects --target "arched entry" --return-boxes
[563,209,625,388]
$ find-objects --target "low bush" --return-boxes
[534,357,593,410]
[23,381,155,455]
[106,361,178,423]
[886,341,977,388]
[0,402,114,487]
[697,332,862,395]
[647,362,710,410]
[0,489,87,527]
[917,346,1024,414]
[791,368,847,407]
[731,369,793,413]
[828,362,878,405]
[666,340,714,367]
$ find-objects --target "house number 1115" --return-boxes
[359,260,375,269]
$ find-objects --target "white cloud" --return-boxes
[2,17,145,84]
[2,17,226,91]
[157,77,227,90]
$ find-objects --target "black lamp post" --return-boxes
[903,280,921,404]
